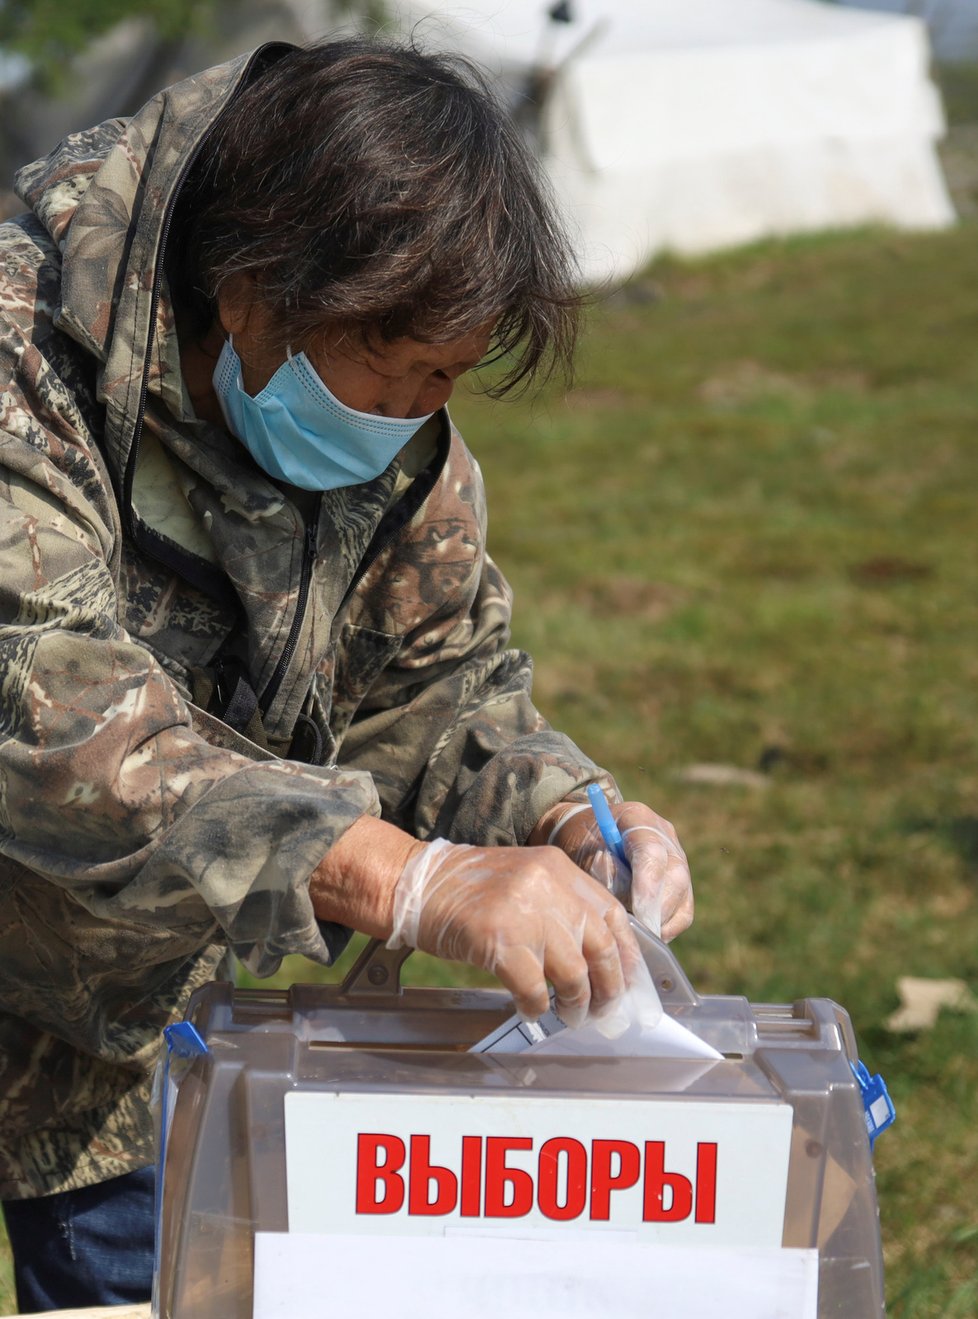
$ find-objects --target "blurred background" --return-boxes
[0,2,976,1315]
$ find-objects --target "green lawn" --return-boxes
[460,224,978,1316]
[2,219,976,1315]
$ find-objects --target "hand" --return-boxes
[543,799,694,942]
[386,837,661,1034]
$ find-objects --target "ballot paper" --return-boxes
[470,992,723,1061]
[254,1232,819,1319]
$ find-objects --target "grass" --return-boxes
[2,220,976,1313]
[466,225,978,1315]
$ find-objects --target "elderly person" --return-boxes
[0,36,693,1313]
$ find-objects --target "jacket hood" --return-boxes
[13,44,291,485]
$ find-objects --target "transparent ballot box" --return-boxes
[154,923,891,1319]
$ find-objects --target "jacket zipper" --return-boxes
[336,422,451,617]
[261,433,449,720]
[336,520,406,618]
[258,507,320,718]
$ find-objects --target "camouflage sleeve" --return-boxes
[0,316,379,982]
[337,470,619,847]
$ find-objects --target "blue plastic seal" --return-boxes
[851,1060,896,1150]
[163,1021,208,1060]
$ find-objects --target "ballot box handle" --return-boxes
[340,923,699,1007]
[340,939,413,995]
[629,918,700,1006]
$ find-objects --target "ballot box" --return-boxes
[153,923,892,1319]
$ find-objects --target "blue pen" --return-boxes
[586,783,629,866]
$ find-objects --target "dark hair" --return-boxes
[168,36,582,394]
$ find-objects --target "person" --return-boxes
[0,35,694,1313]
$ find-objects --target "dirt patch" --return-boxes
[697,359,869,407]
[577,574,684,622]
[848,557,935,586]
[562,386,633,411]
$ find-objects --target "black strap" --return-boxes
[190,654,269,751]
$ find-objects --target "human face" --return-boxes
[215,277,491,420]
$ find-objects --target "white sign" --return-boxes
[285,1091,793,1247]
[254,1232,819,1319]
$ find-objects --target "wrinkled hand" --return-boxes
[387,837,661,1034]
[548,799,694,942]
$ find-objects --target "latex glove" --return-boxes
[548,799,693,941]
[387,837,661,1035]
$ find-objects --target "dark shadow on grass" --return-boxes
[900,816,978,874]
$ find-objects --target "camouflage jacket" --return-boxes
[0,47,611,1198]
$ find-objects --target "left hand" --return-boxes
[536,799,694,942]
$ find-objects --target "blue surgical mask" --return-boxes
[212,337,434,491]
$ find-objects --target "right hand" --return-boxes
[386,837,659,1033]
[542,800,694,942]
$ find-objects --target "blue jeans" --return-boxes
[2,1166,155,1314]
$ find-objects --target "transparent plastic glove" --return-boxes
[387,837,661,1036]
[549,800,694,942]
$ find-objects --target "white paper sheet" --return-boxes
[254,1232,819,1319]
[526,1008,723,1060]
[470,993,722,1062]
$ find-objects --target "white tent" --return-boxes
[385,0,955,284]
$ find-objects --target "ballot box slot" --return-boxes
[307,1039,472,1053]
